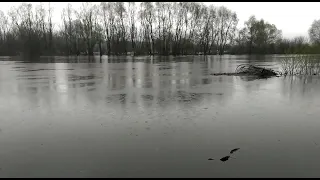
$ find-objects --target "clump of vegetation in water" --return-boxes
[235,64,278,77]
[212,55,320,79]
[211,64,279,78]
[280,55,320,76]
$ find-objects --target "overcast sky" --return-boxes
[0,2,319,39]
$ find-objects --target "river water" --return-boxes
[1,55,320,177]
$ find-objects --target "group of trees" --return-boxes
[0,3,54,57]
[0,2,319,58]
[231,15,320,55]
[231,15,282,54]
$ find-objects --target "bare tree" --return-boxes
[216,6,238,55]
[139,2,155,55]
[127,2,137,54]
[47,3,53,53]
[114,2,127,55]
[309,19,320,45]
[0,2,315,56]
[61,3,74,55]
[0,10,8,46]
[76,2,98,56]
[101,2,114,55]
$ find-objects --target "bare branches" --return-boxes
[309,20,320,45]
[0,2,316,56]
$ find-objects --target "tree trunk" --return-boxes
[99,40,102,56]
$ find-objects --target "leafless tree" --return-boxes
[309,19,320,45]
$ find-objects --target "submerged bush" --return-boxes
[280,55,320,75]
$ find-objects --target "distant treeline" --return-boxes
[0,2,320,58]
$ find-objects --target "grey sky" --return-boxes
[208,2,320,39]
[0,2,319,39]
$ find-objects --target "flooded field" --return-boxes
[1,55,320,177]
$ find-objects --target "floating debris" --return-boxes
[208,158,214,161]
[220,156,231,162]
[230,148,240,154]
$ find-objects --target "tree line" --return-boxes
[0,2,319,58]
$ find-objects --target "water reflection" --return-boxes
[55,63,69,93]
[281,76,320,100]
[3,55,318,111]
[1,55,320,177]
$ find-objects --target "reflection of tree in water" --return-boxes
[105,91,208,112]
[239,75,271,82]
[172,91,212,103]
[106,94,127,104]
[99,57,236,111]
[105,90,218,110]
[19,55,104,63]
[281,76,320,99]
[208,56,232,74]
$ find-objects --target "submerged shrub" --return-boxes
[280,54,320,75]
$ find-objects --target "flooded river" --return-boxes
[1,55,320,177]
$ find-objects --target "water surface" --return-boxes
[1,55,320,178]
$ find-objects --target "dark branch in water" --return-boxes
[230,148,240,154]
[220,156,231,162]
